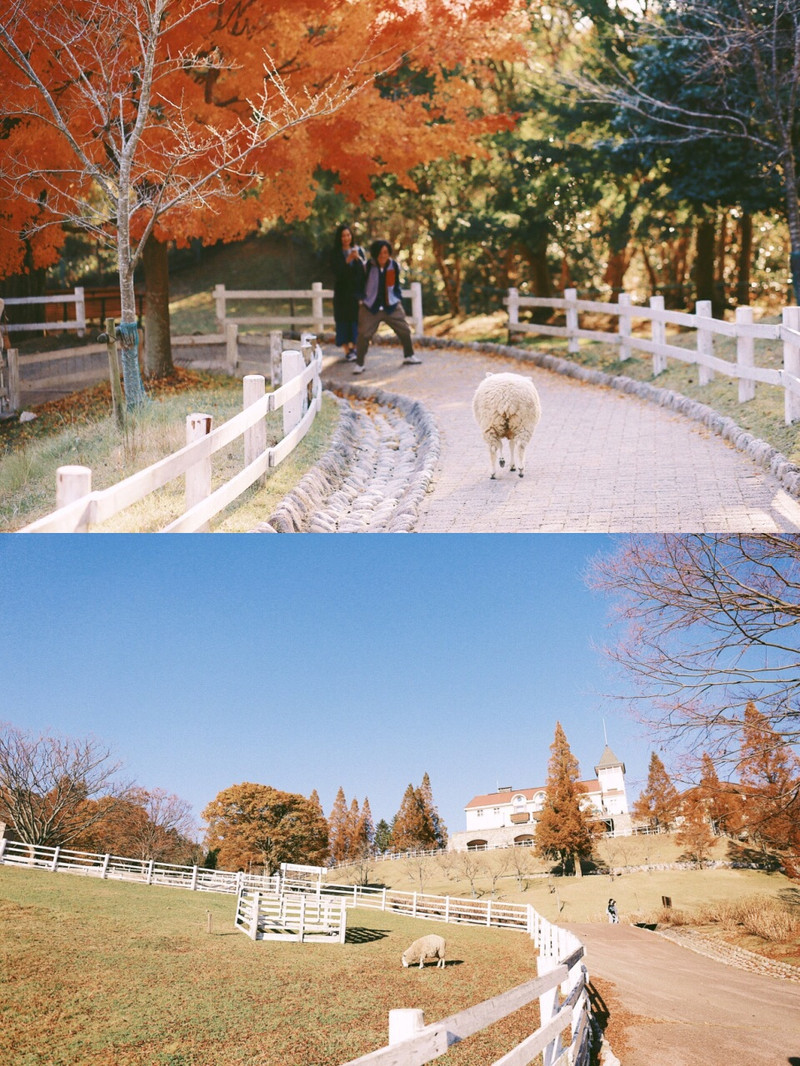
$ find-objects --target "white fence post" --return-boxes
[736,305,755,403]
[507,287,519,336]
[7,348,20,411]
[147,860,155,884]
[565,287,579,354]
[56,466,92,531]
[281,349,305,435]
[783,305,800,424]
[696,300,714,385]
[269,330,283,386]
[650,295,666,375]
[617,293,631,361]
[243,375,266,482]
[75,286,86,337]
[185,414,213,531]
[51,847,60,872]
[101,854,111,878]
[389,1009,426,1046]
[537,953,562,1066]
[225,321,239,372]
[409,281,424,337]
[311,281,325,334]
[214,283,227,330]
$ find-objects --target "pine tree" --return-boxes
[373,819,392,853]
[633,753,680,831]
[739,701,800,854]
[418,772,448,849]
[328,786,351,864]
[534,722,599,877]
[347,798,361,860]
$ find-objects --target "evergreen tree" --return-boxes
[739,701,800,855]
[534,722,599,877]
[328,786,351,864]
[347,797,361,859]
[633,753,680,831]
[373,818,392,853]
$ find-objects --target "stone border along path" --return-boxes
[252,335,800,533]
[251,385,440,533]
[655,926,800,983]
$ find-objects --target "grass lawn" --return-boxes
[0,371,340,532]
[1,867,546,1066]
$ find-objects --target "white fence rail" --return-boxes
[214,281,425,339]
[506,287,800,424]
[236,888,347,943]
[0,287,87,335]
[2,839,591,1065]
[0,838,278,895]
[17,337,323,533]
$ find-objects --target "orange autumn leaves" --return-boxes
[0,0,529,275]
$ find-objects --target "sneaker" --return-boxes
[353,365,366,375]
[345,352,357,362]
[402,355,422,366]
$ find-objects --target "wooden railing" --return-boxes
[0,838,279,895]
[505,287,800,424]
[214,280,425,338]
[18,338,323,533]
[0,286,87,335]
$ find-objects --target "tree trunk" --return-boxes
[431,236,461,316]
[142,236,174,377]
[603,247,632,301]
[736,213,753,306]
[115,207,147,409]
[694,216,716,309]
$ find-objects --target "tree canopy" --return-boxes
[534,722,600,875]
[202,782,329,873]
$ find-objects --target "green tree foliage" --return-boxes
[633,752,680,831]
[202,782,329,873]
[373,818,393,853]
[739,701,800,856]
[534,722,600,876]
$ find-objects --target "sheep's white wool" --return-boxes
[472,372,541,479]
[401,933,447,969]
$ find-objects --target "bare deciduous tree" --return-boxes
[588,534,800,771]
[0,723,132,846]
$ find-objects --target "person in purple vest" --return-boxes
[352,239,422,374]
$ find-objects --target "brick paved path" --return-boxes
[321,341,800,533]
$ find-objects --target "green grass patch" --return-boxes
[0,372,339,532]
[1,867,545,1066]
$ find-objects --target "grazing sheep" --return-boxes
[472,372,541,479]
[401,933,446,969]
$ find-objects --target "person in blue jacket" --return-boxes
[352,239,422,374]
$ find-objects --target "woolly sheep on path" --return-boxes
[471,371,542,479]
[401,933,447,969]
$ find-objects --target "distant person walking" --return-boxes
[607,898,619,923]
[330,223,365,361]
[352,239,421,374]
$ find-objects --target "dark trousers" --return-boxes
[355,304,414,365]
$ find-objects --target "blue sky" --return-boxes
[0,534,656,843]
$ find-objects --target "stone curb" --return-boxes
[250,384,440,533]
[407,334,800,501]
[655,926,800,983]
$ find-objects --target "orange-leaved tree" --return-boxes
[534,722,600,877]
[738,700,800,858]
[0,0,529,385]
[633,752,680,832]
[202,781,329,873]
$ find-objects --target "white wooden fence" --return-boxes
[235,888,347,943]
[0,838,278,895]
[2,838,591,1064]
[0,286,87,335]
[18,337,323,533]
[214,281,425,339]
[506,287,800,424]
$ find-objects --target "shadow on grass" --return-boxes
[346,927,392,944]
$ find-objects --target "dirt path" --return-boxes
[566,922,800,1065]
